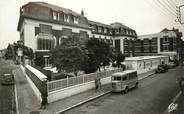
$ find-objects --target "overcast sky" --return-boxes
[0,0,184,49]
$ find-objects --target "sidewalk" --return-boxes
[13,68,40,114]
[14,66,154,114]
[41,84,111,114]
[13,67,111,114]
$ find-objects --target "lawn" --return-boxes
[0,59,18,114]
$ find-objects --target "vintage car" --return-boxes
[155,64,169,73]
[1,73,14,85]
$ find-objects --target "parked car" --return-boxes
[1,73,14,85]
[167,62,177,69]
[155,64,168,73]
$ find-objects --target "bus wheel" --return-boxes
[135,83,138,88]
[124,87,129,93]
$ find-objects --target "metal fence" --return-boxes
[47,68,123,92]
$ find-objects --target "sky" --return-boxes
[0,0,184,49]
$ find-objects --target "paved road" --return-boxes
[0,59,18,114]
[64,67,183,114]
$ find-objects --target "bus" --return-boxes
[111,70,138,93]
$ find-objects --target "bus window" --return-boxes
[113,76,122,81]
[122,76,127,81]
[129,72,137,79]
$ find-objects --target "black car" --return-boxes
[1,73,14,85]
[155,64,168,73]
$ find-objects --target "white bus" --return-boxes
[111,70,138,93]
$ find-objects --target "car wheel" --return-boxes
[124,87,129,93]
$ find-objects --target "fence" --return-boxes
[47,68,123,92]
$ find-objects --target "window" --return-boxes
[74,16,78,24]
[80,31,88,39]
[64,14,69,22]
[37,34,55,50]
[164,36,168,42]
[92,26,96,32]
[98,26,102,32]
[113,76,122,81]
[40,24,52,34]
[122,76,127,81]
[53,11,57,20]
[44,56,51,67]
[104,28,107,33]
[163,44,169,51]
[115,39,120,52]
[62,28,72,36]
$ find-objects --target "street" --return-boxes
[0,59,18,114]
[63,67,183,114]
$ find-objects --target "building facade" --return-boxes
[17,1,137,68]
[124,28,183,59]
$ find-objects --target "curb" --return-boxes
[14,83,20,114]
[55,71,155,114]
[165,91,182,113]
[13,70,20,114]
[55,91,111,114]
[138,72,155,81]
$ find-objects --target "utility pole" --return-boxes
[176,5,184,65]
[176,5,184,24]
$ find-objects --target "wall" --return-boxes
[124,56,169,74]
[20,65,42,103]
[24,22,37,51]
[47,76,111,103]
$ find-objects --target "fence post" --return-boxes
[83,75,84,83]
[67,76,69,87]
[41,79,48,108]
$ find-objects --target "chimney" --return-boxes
[81,10,84,16]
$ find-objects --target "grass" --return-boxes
[0,58,18,114]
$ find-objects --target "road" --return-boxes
[0,59,18,114]
[64,67,183,114]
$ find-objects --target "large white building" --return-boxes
[17,1,137,67]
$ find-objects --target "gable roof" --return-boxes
[110,22,132,30]
[30,1,80,16]
[88,20,113,29]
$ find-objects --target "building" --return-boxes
[124,56,169,74]
[17,1,137,68]
[124,28,183,59]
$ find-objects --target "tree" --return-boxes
[85,38,112,72]
[81,53,98,74]
[111,50,125,68]
[51,36,87,76]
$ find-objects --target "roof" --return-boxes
[30,1,80,16]
[112,70,136,77]
[125,56,168,61]
[110,22,132,30]
[88,20,113,28]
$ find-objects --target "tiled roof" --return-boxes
[110,22,132,30]
[31,1,80,16]
[88,20,113,28]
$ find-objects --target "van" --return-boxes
[111,70,138,93]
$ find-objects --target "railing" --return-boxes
[47,68,123,92]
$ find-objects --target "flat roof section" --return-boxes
[125,56,168,61]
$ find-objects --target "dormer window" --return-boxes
[92,26,96,32]
[53,11,57,20]
[74,16,78,24]
[104,28,107,33]
[115,29,119,34]
[98,26,102,33]
[64,14,69,22]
